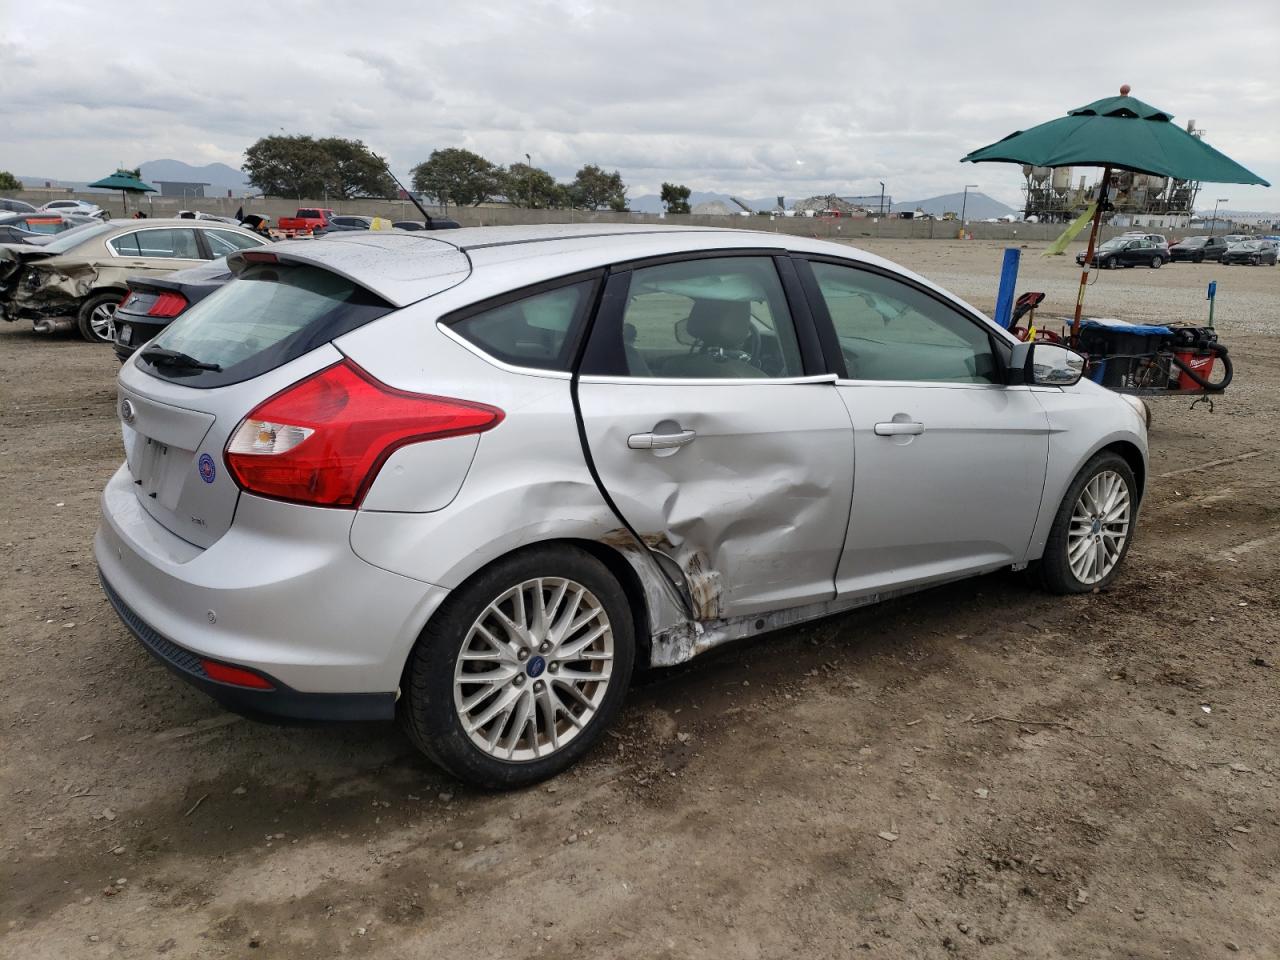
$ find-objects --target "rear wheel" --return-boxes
[76,292,121,343]
[1150,256,1163,268]
[400,545,635,788]
[1038,452,1137,594]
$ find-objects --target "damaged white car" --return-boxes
[96,225,1147,787]
[0,219,266,341]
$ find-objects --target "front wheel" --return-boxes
[1038,452,1137,594]
[400,545,635,788]
[1194,253,1205,263]
[76,292,121,343]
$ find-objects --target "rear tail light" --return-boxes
[148,290,188,318]
[201,659,275,690]
[224,359,503,507]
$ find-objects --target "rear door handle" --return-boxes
[628,429,697,450]
[874,421,925,436]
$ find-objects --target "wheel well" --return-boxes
[1102,440,1146,503]
[427,538,654,670]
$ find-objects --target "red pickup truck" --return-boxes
[276,208,335,237]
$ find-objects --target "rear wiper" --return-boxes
[139,346,222,372]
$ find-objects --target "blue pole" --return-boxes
[993,247,1020,329]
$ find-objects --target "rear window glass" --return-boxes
[446,279,596,371]
[139,263,392,388]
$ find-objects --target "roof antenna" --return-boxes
[383,161,434,227]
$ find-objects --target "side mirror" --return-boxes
[1008,341,1085,387]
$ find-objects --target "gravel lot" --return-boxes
[2,238,1277,959]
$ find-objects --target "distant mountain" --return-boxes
[14,160,252,197]
[892,191,1014,220]
[139,159,252,195]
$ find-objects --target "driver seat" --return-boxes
[661,300,765,379]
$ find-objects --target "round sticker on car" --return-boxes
[198,453,216,484]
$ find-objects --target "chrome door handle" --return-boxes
[628,429,697,450]
[873,421,925,436]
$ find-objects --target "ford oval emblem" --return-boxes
[119,399,136,423]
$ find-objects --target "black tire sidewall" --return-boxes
[77,292,120,343]
[1039,452,1138,595]
[400,545,636,789]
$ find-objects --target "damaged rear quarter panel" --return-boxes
[5,256,109,316]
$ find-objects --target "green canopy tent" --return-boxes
[87,170,157,216]
[962,85,1269,341]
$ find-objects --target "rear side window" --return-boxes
[445,279,596,371]
[110,228,201,259]
[204,229,264,256]
[140,263,392,388]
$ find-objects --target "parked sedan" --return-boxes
[0,198,38,214]
[1077,236,1168,268]
[0,218,267,341]
[40,198,107,219]
[325,215,374,231]
[113,258,233,361]
[392,218,462,231]
[0,211,98,244]
[98,226,1147,788]
[1221,239,1278,266]
[1168,236,1229,262]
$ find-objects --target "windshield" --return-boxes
[1179,237,1206,246]
[140,262,392,388]
[1098,239,1125,250]
[28,221,112,254]
[1233,241,1259,250]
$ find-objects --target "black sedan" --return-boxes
[112,258,232,362]
[392,218,461,231]
[1168,236,1229,262]
[1076,236,1168,269]
[1221,240,1278,266]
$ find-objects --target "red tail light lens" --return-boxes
[224,359,503,507]
[147,290,188,318]
[201,659,275,689]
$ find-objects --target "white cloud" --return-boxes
[1,0,1275,209]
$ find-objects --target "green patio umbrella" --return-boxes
[87,169,157,216]
[962,86,1269,341]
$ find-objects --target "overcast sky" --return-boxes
[2,0,1276,210]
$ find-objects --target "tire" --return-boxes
[400,544,636,788]
[1101,257,1113,270]
[1194,253,1204,263]
[76,291,121,343]
[1038,451,1138,595]
[1150,256,1163,268]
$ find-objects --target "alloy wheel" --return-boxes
[453,577,614,762]
[1067,469,1131,585]
[89,302,117,341]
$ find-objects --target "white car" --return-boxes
[40,198,107,219]
[96,225,1148,787]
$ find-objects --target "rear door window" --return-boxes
[140,262,393,388]
[204,229,264,257]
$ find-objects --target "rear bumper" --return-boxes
[95,462,451,702]
[100,573,394,722]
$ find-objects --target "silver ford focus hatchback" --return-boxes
[96,225,1148,787]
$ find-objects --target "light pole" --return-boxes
[879,181,885,217]
[525,153,532,209]
[961,184,979,224]
[1210,198,1228,235]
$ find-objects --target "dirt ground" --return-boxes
[1,238,1277,959]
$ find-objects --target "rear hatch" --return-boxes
[116,234,470,547]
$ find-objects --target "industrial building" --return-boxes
[1021,119,1203,227]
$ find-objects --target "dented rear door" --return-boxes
[575,255,853,621]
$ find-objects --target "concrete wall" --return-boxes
[2,188,1260,242]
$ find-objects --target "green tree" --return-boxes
[411,148,499,207]
[316,137,395,198]
[570,164,627,211]
[660,182,691,214]
[498,162,560,208]
[0,171,23,191]
[244,135,334,198]
[242,135,393,199]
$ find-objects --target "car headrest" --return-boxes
[687,299,751,348]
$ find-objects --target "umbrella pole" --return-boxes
[1071,164,1111,346]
